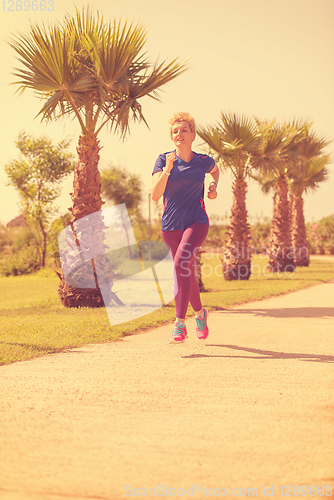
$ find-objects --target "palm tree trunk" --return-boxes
[291,194,309,266]
[288,189,294,235]
[268,176,295,272]
[221,177,251,280]
[58,131,114,307]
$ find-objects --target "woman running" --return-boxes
[151,112,219,344]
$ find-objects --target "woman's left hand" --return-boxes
[207,183,217,199]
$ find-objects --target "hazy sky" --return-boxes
[1,0,333,226]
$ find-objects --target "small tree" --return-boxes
[5,132,75,267]
[101,164,144,258]
[314,215,334,255]
[101,164,143,220]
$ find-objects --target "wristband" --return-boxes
[210,181,217,187]
[163,168,170,176]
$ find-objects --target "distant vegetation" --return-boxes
[1,213,333,277]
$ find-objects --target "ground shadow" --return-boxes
[220,307,334,318]
[0,341,56,353]
[182,344,334,363]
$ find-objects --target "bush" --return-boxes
[205,224,228,249]
[132,218,166,260]
[307,215,334,254]
[0,224,7,252]
[306,222,319,254]
[0,224,41,276]
[0,224,33,251]
[202,220,271,254]
[133,218,162,243]
[138,241,169,260]
[47,214,71,267]
[249,219,271,253]
[0,244,40,276]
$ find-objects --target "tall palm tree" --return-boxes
[253,120,308,273]
[9,7,187,307]
[197,113,262,280]
[288,130,330,265]
[289,154,330,266]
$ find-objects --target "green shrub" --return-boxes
[203,220,271,254]
[47,214,71,267]
[316,215,334,254]
[0,225,34,251]
[0,244,40,276]
[205,224,228,249]
[307,215,334,254]
[138,240,169,260]
[249,219,271,253]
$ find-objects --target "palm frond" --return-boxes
[256,123,285,160]
[75,16,147,87]
[8,5,188,136]
[8,20,95,129]
[296,129,331,160]
[219,112,262,152]
[289,154,331,196]
[196,124,238,167]
[252,120,305,176]
[127,57,188,100]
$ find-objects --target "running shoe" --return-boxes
[169,320,188,344]
[196,308,209,340]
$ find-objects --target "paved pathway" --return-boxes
[0,281,333,500]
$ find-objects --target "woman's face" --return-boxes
[171,121,196,148]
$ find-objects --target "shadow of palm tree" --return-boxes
[0,342,61,354]
[223,307,334,318]
[183,344,334,363]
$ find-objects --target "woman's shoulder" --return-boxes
[155,151,174,161]
[193,151,215,168]
[153,151,173,172]
[193,151,214,160]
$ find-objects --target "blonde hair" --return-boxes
[169,112,196,137]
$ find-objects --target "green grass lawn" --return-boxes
[0,256,333,366]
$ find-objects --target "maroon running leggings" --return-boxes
[162,223,209,319]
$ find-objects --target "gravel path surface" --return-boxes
[0,281,333,500]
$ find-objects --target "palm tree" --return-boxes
[253,120,308,273]
[197,113,262,280]
[9,7,187,307]
[289,154,330,266]
[288,129,330,266]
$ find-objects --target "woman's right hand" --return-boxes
[165,151,176,173]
